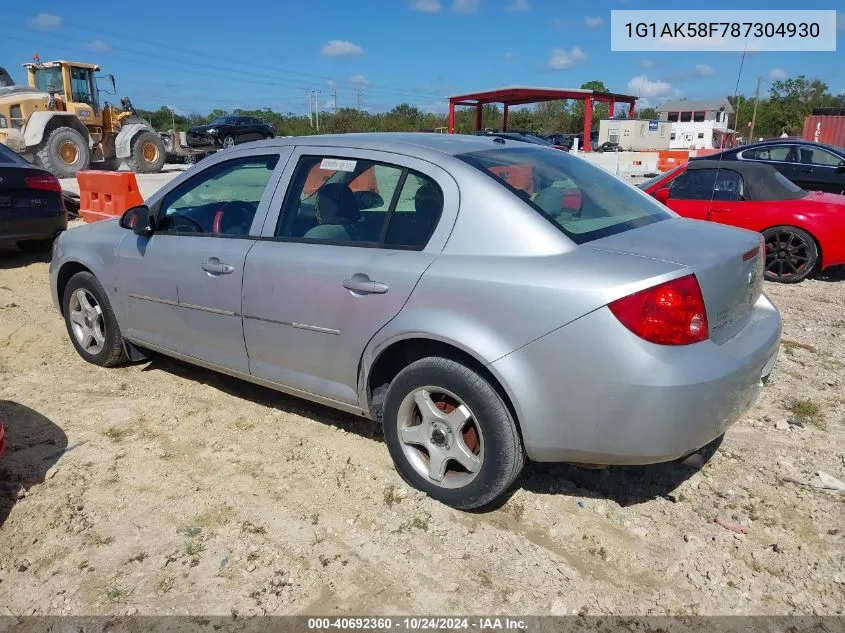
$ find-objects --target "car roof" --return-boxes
[686,159,806,201]
[240,132,526,160]
[734,139,844,154]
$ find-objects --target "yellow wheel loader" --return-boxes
[0,57,165,179]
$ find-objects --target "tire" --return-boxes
[126,131,166,174]
[35,127,91,179]
[183,154,196,165]
[382,357,525,510]
[17,238,55,253]
[62,271,127,367]
[762,226,818,283]
[222,135,235,149]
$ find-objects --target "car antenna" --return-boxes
[709,43,747,206]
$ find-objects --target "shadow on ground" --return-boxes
[143,354,722,510]
[0,247,50,270]
[142,355,383,443]
[815,265,845,282]
[0,400,68,526]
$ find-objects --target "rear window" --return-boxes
[457,146,671,244]
[0,142,26,165]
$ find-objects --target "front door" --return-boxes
[242,148,456,405]
[661,168,715,220]
[117,151,286,373]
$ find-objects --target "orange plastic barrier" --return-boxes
[488,164,534,194]
[303,166,379,197]
[692,148,720,158]
[657,150,690,172]
[77,171,144,223]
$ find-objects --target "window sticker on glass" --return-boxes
[320,158,357,172]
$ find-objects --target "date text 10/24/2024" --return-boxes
[308,618,528,631]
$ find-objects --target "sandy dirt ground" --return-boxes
[0,230,843,617]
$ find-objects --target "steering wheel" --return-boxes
[167,215,204,233]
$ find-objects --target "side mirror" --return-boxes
[119,205,154,236]
[654,187,671,204]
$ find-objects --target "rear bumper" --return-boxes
[0,213,67,245]
[491,293,782,464]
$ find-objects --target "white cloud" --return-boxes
[585,16,604,28]
[769,68,788,80]
[695,64,714,76]
[28,13,61,31]
[546,46,586,70]
[640,59,654,68]
[507,0,530,11]
[326,79,336,88]
[350,74,370,87]
[627,75,677,100]
[410,0,442,12]
[503,51,515,59]
[321,40,364,57]
[452,0,479,13]
[87,40,110,53]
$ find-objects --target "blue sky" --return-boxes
[0,1,842,115]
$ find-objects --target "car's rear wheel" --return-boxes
[382,357,524,510]
[62,271,127,366]
[762,226,818,283]
[222,135,235,149]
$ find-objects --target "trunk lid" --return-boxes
[0,165,64,219]
[585,217,764,344]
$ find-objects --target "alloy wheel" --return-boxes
[68,289,106,355]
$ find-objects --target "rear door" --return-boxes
[242,147,458,406]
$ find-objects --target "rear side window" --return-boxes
[457,146,670,244]
[275,155,443,250]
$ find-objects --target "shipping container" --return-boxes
[802,115,845,149]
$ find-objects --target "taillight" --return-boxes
[25,174,62,192]
[608,274,709,345]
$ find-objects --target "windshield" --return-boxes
[33,67,63,93]
[458,146,672,244]
[636,165,683,190]
[0,142,27,164]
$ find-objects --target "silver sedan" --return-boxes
[49,133,781,510]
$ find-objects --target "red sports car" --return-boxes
[639,160,845,283]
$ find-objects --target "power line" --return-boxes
[6,9,445,101]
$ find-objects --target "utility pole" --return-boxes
[306,90,313,128]
[748,75,762,143]
[356,88,363,112]
[333,88,337,114]
[312,90,321,132]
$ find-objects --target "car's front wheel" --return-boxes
[62,271,127,366]
[382,357,525,510]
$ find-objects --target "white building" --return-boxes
[657,99,735,150]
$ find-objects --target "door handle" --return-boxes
[798,168,813,174]
[202,258,234,275]
[343,276,389,295]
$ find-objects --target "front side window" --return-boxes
[804,147,842,167]
[745,145,796,162]
[157,155,279,235]
[275,156,444,249]
[458,146,671,244]
[670,168,743,201]
[70,68,95,108]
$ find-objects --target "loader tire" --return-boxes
[35,127,91,179]
[126,131,166,174]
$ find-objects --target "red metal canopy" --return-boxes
[448,85,638,152]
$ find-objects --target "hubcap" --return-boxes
[397,387,484,489]
[68,289,106,355]
[142,141,159,163]
[59,141,80,166]
[223,137,234,148]
[764,230,811,280]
